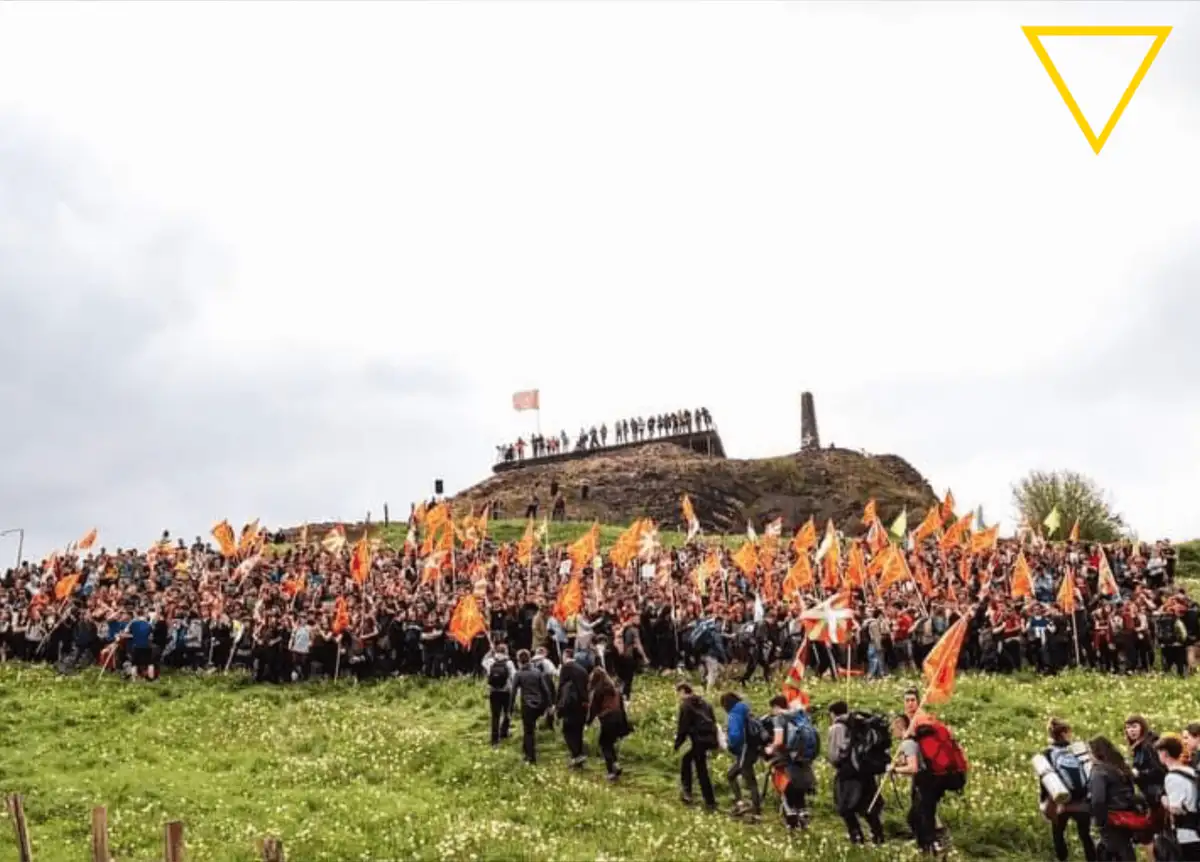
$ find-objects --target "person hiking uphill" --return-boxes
[1088,735,1148,861]
[721,692,763,822]
[557,648,589,768]
[1155,735,1200,861]
[1039,718,1097,862]
[510,648,553,764]
[891,707,968,856]
[673,682,719,811]
[764,694,818,830]
[587,666,630,781]
[828,700,886,846]
[481,642,516,748]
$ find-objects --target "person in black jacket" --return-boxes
[510,649,553,764]
[674,683,719,811]
[557,649,590,768]
[1124,715,1165,810]
[1088,736,1142,861]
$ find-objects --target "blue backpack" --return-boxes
[785,711,820,761]
[1048,746,1088,802]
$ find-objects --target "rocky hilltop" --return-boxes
[452,443,937,535]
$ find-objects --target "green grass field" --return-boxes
[3,664,1199,861]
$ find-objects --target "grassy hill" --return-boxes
[451,444,936,535]
[3,665,1200,861]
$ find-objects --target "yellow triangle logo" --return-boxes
[1022,25,1171,154]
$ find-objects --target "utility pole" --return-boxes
[1,529,24,569]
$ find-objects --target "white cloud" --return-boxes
[0,0,1196,556]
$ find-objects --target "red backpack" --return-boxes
[914,719,968,791]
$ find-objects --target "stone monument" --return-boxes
[800,391,820,451]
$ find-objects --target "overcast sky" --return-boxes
[1,1,1197,560]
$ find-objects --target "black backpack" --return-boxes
[846,712,893,776]
[1156,615,1181,647]
[559,677,581,711]
[487,659,511,691]
[747,715,772,750]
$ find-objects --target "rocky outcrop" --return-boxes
[452,444,937,534]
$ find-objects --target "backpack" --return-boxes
[746,715,771,750]
[784,711,820,762]
[690,700,719,747]
[1048,746,1089,802]
[559,677,581,711]
[487,659,511,691]
[1156,615,1181,646]
[914,720,968,791]
[689,619,716,652]
[847,711,893,776]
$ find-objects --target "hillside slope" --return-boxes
[452,444,937,534]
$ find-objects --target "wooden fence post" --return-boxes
[261,835,285,861]
[163,820,184,862]
[6,793,33,862]
[91,806,110,862]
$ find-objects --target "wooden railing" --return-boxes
[6,794,286,862]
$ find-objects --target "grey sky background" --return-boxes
[0,2,1197,559]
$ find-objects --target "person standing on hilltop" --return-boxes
[647,416,656,438]
[600,423,608,446]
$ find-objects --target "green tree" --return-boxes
[1011,469,1126,542]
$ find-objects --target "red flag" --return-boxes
[781,641,811,709]
[512,389,540,411]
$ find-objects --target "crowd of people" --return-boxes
[496,406,714,464]
[1,498,1196,857]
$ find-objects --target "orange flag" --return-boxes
[77,528,98,552]
[877,546,911,593]
[424,503,451,538]
[54,573,80,601]
[821,544,841,592]
[862,499,877,527]
[1097,550,1119,597]
[237,519,261,556]
[350,534,372,585]
[517,519,536,568]
[922,615,968,705]
[959,551,973,585]
[969,525,999,554]
[332,597,351,635]
[944,578,959,606]
[1057,569,1077,613]
[792,518,817,555]
[732,541,759,579]
[865,518,889,554]
[941,489,956,522]
[552,574,583,622]
[939,513,974,551]
[1068,520,1080,543]
[568,523,600,572]
[761,566,778,603]
[912,506,944,544]
[782,554,814,598]
[845,542,867,589]
[1011,551,1033,599]
[211,521,237,558]
[448,594,488,647]
[913,556,934,597]
[420,550,449,586]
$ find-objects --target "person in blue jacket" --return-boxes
[720,692,763,820]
